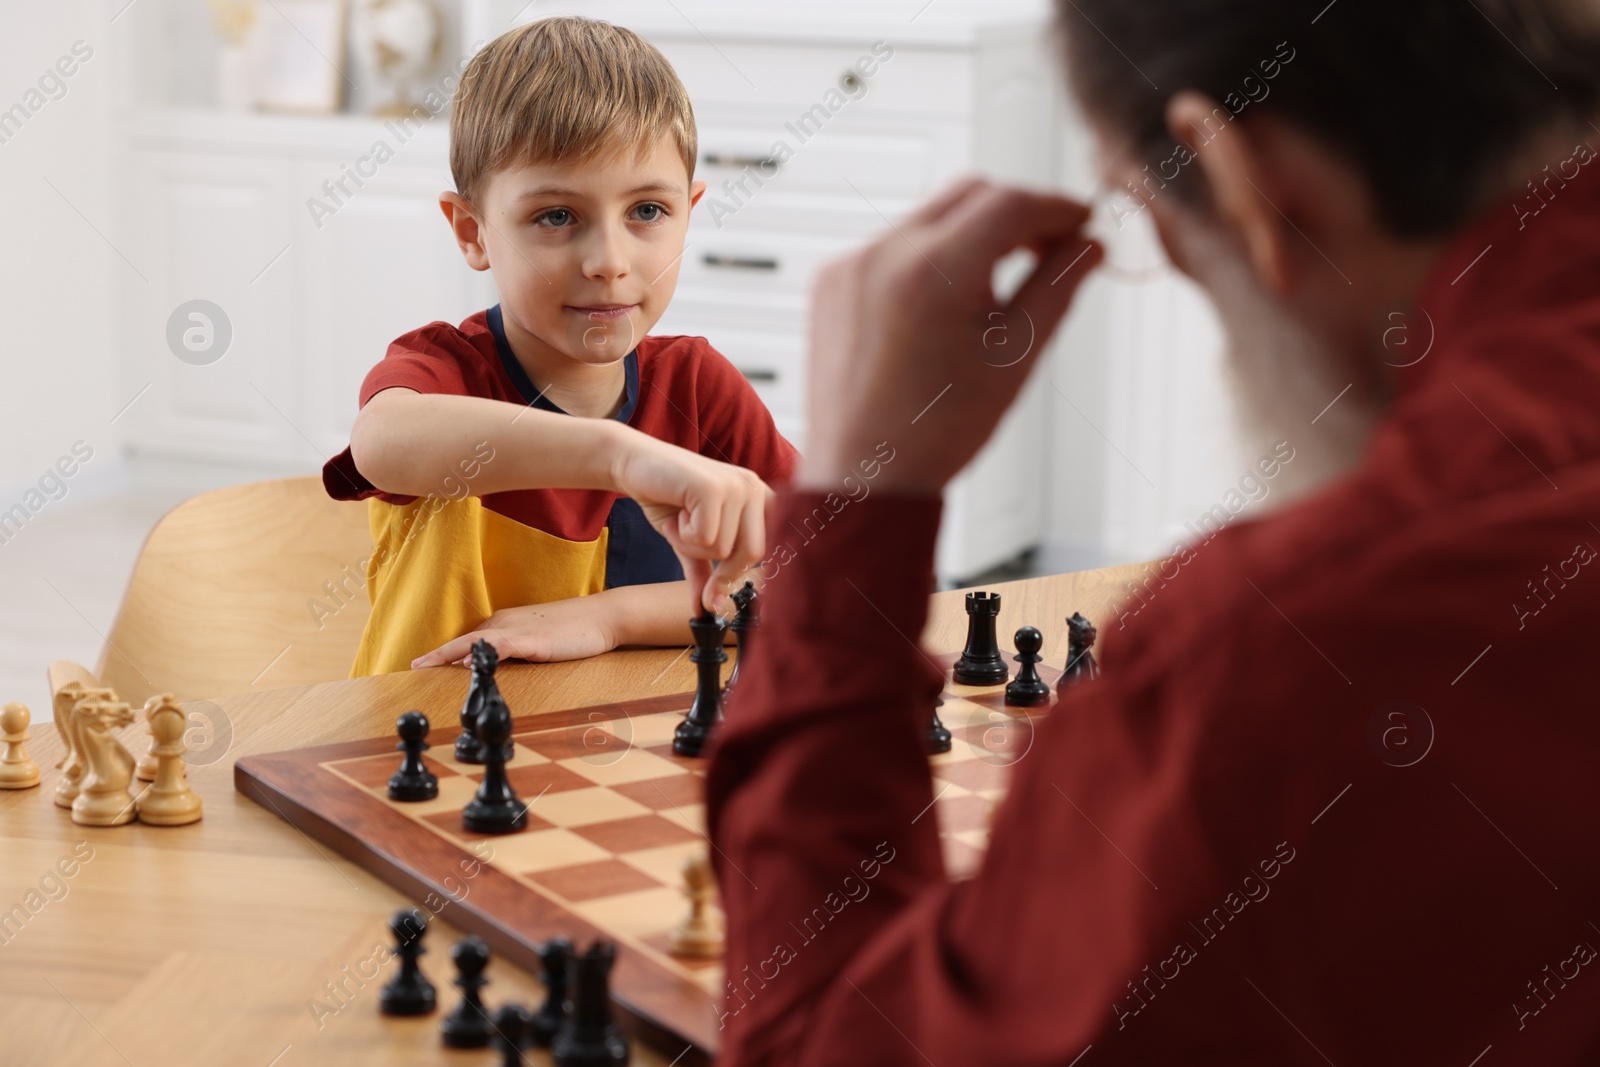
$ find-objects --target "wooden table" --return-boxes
[0,563,1144,1067]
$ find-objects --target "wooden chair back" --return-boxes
[49,476,373,706]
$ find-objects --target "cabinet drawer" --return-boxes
[677,228,863,298]
[696,120,951,199]
[656,39,973,117]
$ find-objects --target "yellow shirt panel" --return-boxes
[350,496,608,676]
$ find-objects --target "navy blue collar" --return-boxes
[485,304,639,422]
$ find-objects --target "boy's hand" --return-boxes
[411,599,619,669]
[798,178,1100,494]
[611,435,773,613]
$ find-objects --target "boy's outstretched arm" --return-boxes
[408,578,728,668]
[350,386,771,608]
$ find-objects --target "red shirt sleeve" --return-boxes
[321,320,488,502]
[705,491,1275,1066]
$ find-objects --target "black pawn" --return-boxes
[952,592,1009,686]
[723,581,759,697]
[389,710,439,801]
[530,936,573,1047]
[927,694,952,754]
[552,941,629,1067]
[1004,627,1052,707]
[491,1003,534,1067]
[1058,612,1102,693]
[457,639,512,764]
[673,610,727,758]
[440,936,494,1048]
[462,690,527,834]
[379,908,436,1016]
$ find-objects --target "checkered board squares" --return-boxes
[323,708,725,995]
[234,654,1061,1060]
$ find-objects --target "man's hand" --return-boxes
[798,178,1101,494]
[611,435,773,613]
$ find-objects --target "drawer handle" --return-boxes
[740,368,780,384]
[703,253,779,272]
[703,152,780,170]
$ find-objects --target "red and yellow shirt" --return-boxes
[322,305,798,676]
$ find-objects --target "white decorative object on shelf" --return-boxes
[246,0,348,114]
[349,0,445,117]
[207,0,258,112]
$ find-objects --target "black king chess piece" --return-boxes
[1004,626,1053,707]
[953,592,1009,686]
[722,581,759,698]
[379,908,437,1016]
[388,710,439,801]
[530,936,574,1047]
[461,689,528,834]
[440,936,494,1048]
[1057,612,1102,693]
[456,639,512,764]
[673,609,727,758]
[927,694,952,754]
[551,941,629,1067]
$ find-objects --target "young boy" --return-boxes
[321,16,796,677]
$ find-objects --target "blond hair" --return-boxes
[450,16,698,206]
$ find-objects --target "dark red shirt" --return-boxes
[708,168,1600,1063]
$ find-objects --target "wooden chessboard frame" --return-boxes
[234,655,1059,1062]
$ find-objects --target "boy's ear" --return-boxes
[440,191,491,272]
[689,179,707,210]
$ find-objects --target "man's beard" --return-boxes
[1166,211,1387,512]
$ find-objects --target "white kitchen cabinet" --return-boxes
[113,0,1066,583]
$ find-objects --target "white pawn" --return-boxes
[668,852,724,959]
[135,695,201,826]
[0,702,41,790]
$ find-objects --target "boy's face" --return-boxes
[458,134,706,370]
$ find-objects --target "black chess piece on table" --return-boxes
[462,690,528,834]
[722,581,759,698]
[552,941,629,1067]
[1057,612,1101,693]
[457,639,513,764]
[1004,627,1052,707]
[673,610,727,758]
[491,1002,534,1067]
[388,710,439,801]
[530,936,573,1047]
[927,694,952,755]
[953,592,1009,686]
[440,936,494,1048]
[379,908,437,1016]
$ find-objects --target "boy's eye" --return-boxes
[631,203,667,223]
[535,208,574,228]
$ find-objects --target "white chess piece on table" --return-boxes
[668,852,724,959]
[0,702,41,789]
[51,682,116,808]
[134,694,165,782]
[134,695,202,826]
[70,696,138,827]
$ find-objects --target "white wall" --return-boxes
[0,4,119,501]
[0,0,1251,576]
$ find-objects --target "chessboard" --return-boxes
[233,651,1060,1062]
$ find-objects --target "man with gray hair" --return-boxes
[702,1,1600,1063]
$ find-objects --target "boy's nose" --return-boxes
[580,225,631,281]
